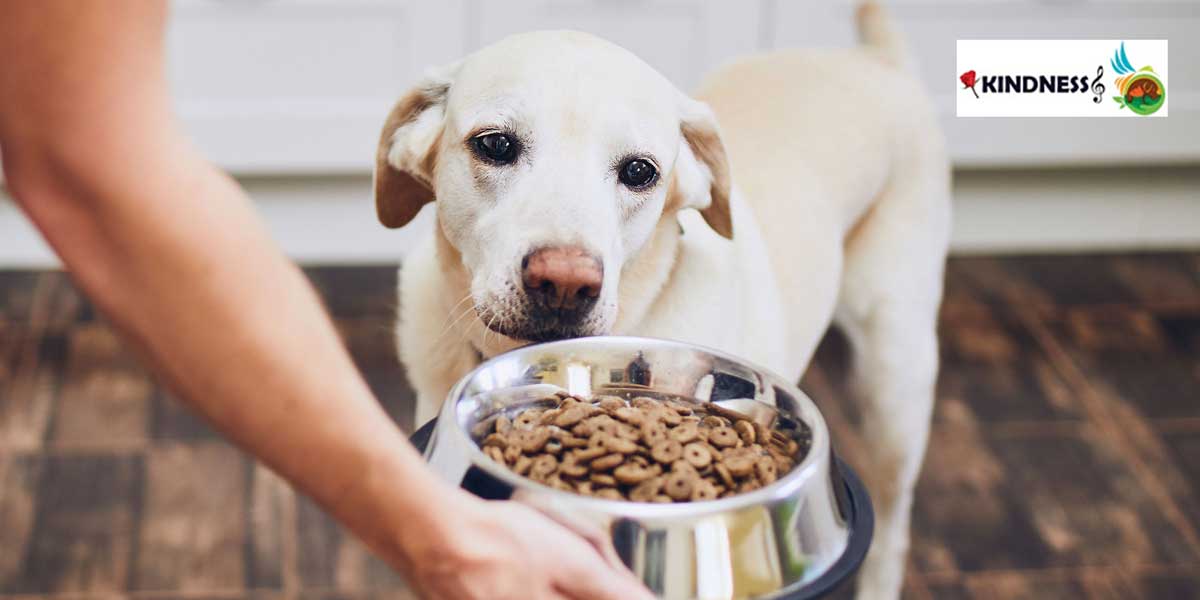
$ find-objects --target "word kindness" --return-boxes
[979,73,1095,94]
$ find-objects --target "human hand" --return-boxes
[402,494,655,600]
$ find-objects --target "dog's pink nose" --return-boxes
[521,246,603,311]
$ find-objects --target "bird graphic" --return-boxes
[1110,42,1165,115]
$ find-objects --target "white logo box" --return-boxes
[956,40,1168,118]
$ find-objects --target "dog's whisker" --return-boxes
[479,307,498,352]
[484,311,501,353]
[440,293,473,329]
[433,301,480,349]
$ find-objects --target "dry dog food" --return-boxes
[473,391,809,503]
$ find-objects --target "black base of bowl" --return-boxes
[410,419,872,600]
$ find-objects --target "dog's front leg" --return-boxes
[397,240,482,427]
[413,371,469,426]
[831,143,949,599]
[400,315,479,427]
[839,305,938,600]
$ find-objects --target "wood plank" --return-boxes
[7,453,141,594]
[944,258,1058,317]
[37,272,90,334]
[132,441,248,592]
[1120,569,1200,600]
[295,495,345,589]
[337,318,400,371]
[1109,254,1200,309]
[151,389,220,441]
[1023,308,1200,566]
[293,492,408,591]
[0,326,59,451]
[926,570,1131,600]
[0,271,41,325]
[910,425,1037,575]
[304,266,398,320]
[913,426,1196,575]
[0,454,43,591]
[1037,308,1200,541]
[1050,309,1200,421]
[1158,432,1200,543]
[360,367,416,435]
[937,311,1087,424]
[339,317,415,432]
[991,255,1140,308]
[128,593,284,600]
[361,545,405,590]
[49,324,151,449]
[246,463,287,589]
[0,271,89,332]
[296,590,417,600]
[923,581,972,600]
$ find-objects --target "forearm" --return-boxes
[3,136,458,570]
[0,0,463,573]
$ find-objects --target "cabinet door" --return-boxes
[467,0,762,91]
[168,0,467,174]
[767,0,1200,167]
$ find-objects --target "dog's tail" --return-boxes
[855,1,913,71]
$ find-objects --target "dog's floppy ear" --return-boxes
[674,97,733,240]
[374,64,458,228]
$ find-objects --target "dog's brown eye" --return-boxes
[472,132,518,164]
[619,158,657,188]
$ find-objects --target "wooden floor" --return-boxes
[1,254,1198,600]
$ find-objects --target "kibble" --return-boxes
[682,442,711,468]
[651,439,683,464]
[474,391,809,503]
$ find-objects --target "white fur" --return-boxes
[385,6,949,598]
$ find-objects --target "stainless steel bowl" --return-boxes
[417,336,872,600]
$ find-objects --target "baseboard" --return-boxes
[0,175,435,269]
[948,165,1200,254]
[2,167,1197,269]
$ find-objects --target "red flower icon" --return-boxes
[960,70,980,99]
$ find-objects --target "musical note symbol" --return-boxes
[1092,65,1106,104]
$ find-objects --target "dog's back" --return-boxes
[693,2,949,372]
[696,3,944,237]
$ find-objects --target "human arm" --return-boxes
[0,2,649,598]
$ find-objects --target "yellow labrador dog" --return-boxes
[374,3,949,598]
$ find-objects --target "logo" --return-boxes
[959,70,979,98]
[1110,42,1165,115]
[956,40,1168,118]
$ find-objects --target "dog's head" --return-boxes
[375,31,731,345]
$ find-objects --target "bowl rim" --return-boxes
[439,335,835,520]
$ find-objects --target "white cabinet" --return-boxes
[466,0,762,91]
[167,0,467,173]
[166,0,760,175]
